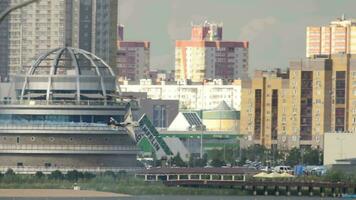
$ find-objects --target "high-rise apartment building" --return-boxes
[175,22,249,82]
[241,57,334,149]
[0,0,117,80]
[306,15,356,57]
[116,25,150,81]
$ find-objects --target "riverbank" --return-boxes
[0,189,129,197]
[0,172,247,196]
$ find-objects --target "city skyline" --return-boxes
[119,0,356,72]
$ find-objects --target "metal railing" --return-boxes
[0,144,139,151]
[0,166,143,174]
[0,100,132,107]
[0,123,127,132]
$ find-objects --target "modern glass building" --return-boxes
[0,47,140,174]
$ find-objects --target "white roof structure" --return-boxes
[167,112,203,131]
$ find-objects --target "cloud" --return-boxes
[239,17,278,40]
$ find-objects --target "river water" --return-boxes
[0,196,336,200]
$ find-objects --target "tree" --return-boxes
[286,148,301,166]
[35,171,44,179]
[303,148,323,165]
[49,170,63,180]
[83,172,96,179]
[5,168,15,177]
[66,170,84,181]
[103,170,116,178]
[188,154,208,167]
[170,153,187,167]
[210,158,226,167]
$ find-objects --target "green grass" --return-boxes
[0,174,247,196]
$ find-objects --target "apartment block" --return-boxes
[116,25,150,81]
[0,0,118,80]
[120,79,241,111]
[241,58,333,149]
[175,22,248,82]
[240,70,290,149]
[306,16,356,57]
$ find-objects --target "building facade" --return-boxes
[240,55,356,149]
[120,79,241,111]
[306,16,356,57]
[0,0,117,80]
[116,25,150,81]
[175,22,249,82]
[0,47,139,173]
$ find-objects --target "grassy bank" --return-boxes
[0,171,247,196]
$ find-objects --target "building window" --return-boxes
[50,137,54,142]
[31,137,36,141]
[16,137,20,144]
[153,105,167,128]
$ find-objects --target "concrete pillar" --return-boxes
[252,186,257,196]
[286,186,290,196]
[167,175,170,181]
[243,175,246,181]
[232,175,235,181]
[155,175,158,181]
[177,175,180,180]
[308,186,313,196]
[264,186,268,196]
[275,186,279,196]
[221,175,224,181]
[332,187,336,197]
[210,175,213,180]
[144,175,148,181]
[320,187,325,197]
[188,174,191,180]
[199,174,202,180]
[297,186,302,196]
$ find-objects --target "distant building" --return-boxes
[306,15,356,57]
[148,69,175,82]
[0,0,118,80]
[175,21,249,83]
[120,79,241,111]
[116,25,150,81]
[241,54,356,149]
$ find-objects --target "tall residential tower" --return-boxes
[306,15,356,57]
[175,22,249,83]
[0,0,117,80]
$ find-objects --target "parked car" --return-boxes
[273,166,293,173]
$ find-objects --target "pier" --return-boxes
[136,167,356,197]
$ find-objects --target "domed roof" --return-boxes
[20,47,115,77]
[14,47,119,102]
[213,101,234,111]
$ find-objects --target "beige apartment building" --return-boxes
[306,16,356,57]
[241,57,336,149]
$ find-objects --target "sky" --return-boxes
[118,0,356,73]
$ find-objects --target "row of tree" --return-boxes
[152,145,323,168]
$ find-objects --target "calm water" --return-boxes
[0,196,337,200]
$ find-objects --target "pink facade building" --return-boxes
[175,22,249,82]
[116,25,150,81]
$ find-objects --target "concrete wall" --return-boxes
[324,132,356,165]
[0,154,137,168]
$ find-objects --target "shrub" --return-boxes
[35,171,45,179]
[66,170,84,181]
[49,170,63,180]
[83,171,96,179]
[5,168,15,176]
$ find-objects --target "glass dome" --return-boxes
[14,47,119,102]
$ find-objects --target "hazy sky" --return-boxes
[118,0,356,72]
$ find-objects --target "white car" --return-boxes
[273,166,293,173]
